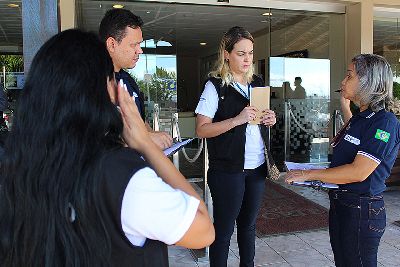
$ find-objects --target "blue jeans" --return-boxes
[329,191,386,267]
[207,163,267,267]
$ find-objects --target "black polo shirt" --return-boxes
[115,70,146,120]
[330,108,400,195]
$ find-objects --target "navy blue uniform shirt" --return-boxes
[330,108,400,195]
[115,70,146,120]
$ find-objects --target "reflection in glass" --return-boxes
[128,54,177,126]
[269,57,331,165]
[270,57,330,99]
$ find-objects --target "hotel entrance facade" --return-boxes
[1,0,400,265]
[1,0,399,165]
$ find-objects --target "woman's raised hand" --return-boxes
[117,80,152,152]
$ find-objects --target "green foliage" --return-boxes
[0,55,24,72]
[393,82,400,99]
[133,66,177,102]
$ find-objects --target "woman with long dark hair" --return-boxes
[0,29,214,267]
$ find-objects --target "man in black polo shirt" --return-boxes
[99,9,173,149]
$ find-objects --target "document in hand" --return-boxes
[284,161,338,189]
[249,86,270,125]
[163,138,194,156]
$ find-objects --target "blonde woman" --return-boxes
[195,26,276,267]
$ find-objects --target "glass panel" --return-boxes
[79,1,344,167]
[0,57,24,130]
[270,57,330,99]
[267,10,339,166]
[270,57,330,163]
[0,1,23,130]
[128,2,178,133]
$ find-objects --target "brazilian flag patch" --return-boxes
[375,129,390,143]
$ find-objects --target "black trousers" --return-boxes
[207,163,267,267]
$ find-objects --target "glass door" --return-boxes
[126,2,178,133]
[266,10,345,166]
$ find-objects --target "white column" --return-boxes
[345,0,374,63]
[329,13,346,100]
[22,0,58,73]
[59,0,76,31]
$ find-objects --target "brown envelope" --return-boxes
[249,86,270,125]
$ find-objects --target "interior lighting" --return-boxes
[113,4,124,9]
[262,12,272,16]
[200,42,207,46]
[7,3,19,8]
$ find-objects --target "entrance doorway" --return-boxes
[79,1,345,166]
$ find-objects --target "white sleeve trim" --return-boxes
[357,151,381,164]
[121,167,200,247]
[194,81,218,119]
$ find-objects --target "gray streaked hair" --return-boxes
[352,54,393,112]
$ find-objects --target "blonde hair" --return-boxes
[210,26,254,86]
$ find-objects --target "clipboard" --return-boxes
[163,138,194,156]
[250,86,270,125]
[284,161,338,190]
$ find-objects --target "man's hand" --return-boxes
[149,131,173,150]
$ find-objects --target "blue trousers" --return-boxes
[329,191,386,267]
[207,163,267,267]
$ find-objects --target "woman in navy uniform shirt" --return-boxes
[286,54,400,267]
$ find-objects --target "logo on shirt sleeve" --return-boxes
[375,129,390,143]
[344,134,360,145]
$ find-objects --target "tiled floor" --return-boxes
[168,177,400,266]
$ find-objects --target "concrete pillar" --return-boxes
[22,0,59,73]
[254,32,270,83]
[59,0,76,31]
[329,13,346,140]
[345,0,374,63]
[329,13,346,101]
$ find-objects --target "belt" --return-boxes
[329,189,383,200]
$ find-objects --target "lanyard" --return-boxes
[234,82,251,100]
[330,120,351,147]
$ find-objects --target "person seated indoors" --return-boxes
[0,29,214,267]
